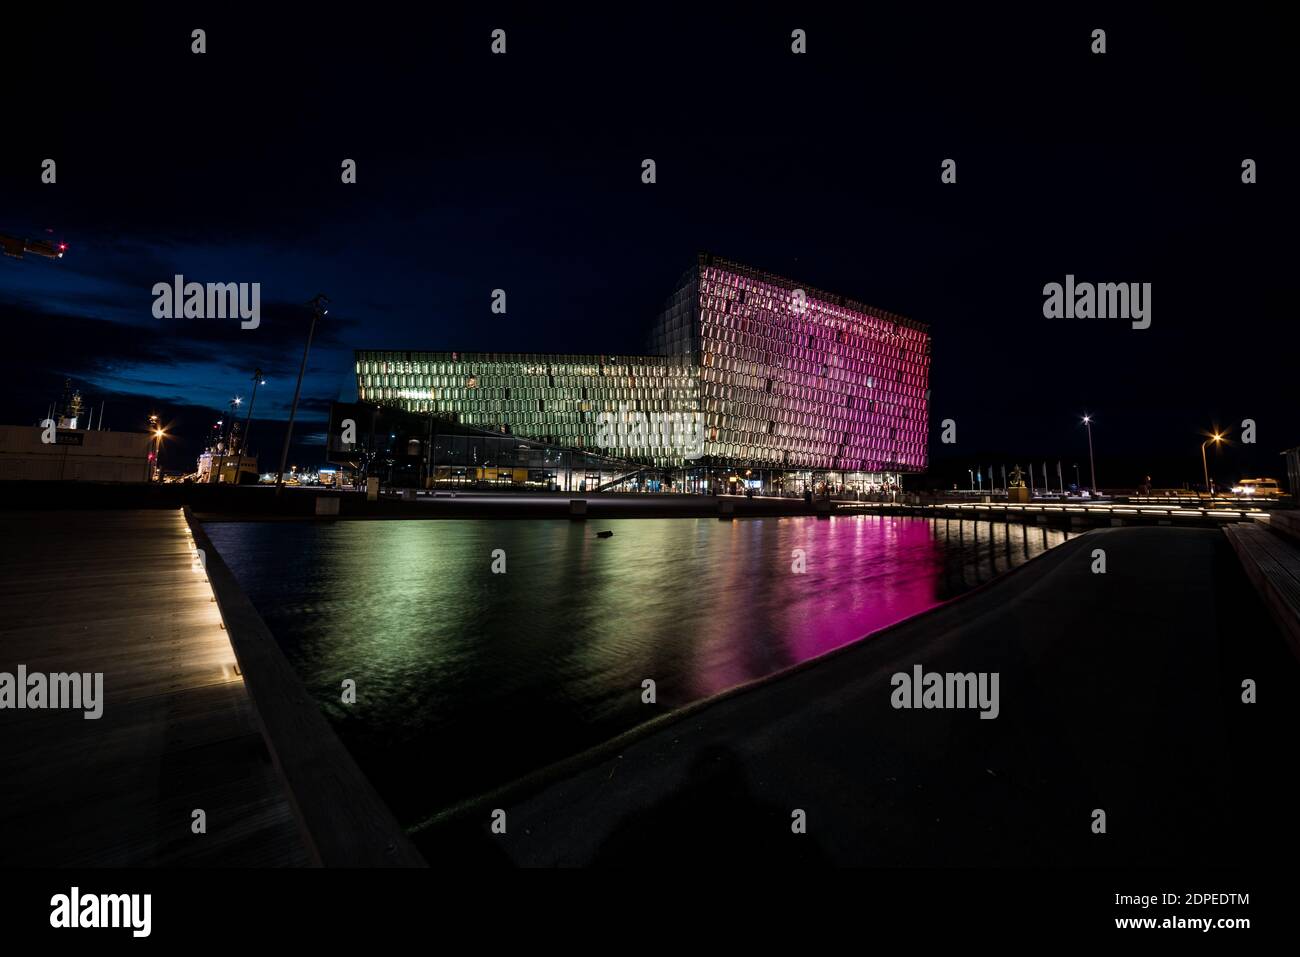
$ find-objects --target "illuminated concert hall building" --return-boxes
[351,255,930,493]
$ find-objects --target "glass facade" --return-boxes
[356,254,930,474]
[354,353,700,467]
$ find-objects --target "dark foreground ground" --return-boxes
[415,526,1300,867]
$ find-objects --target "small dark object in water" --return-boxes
[596,530,614,538]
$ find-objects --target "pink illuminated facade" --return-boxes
[359,253,930,478]
[652,255,930,472]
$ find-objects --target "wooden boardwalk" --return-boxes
[1225,520,1300,661]
[0,510,311,866]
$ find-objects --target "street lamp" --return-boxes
[1201,432,1225,498]
[152,428,165,481]
[232,370,264,487]
[1082,414,1097,494]
[148,413,162,482]
[277,294,329,496]
[967,468,974,492]
[224,396,242,460]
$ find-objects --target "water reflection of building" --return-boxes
[346,255,931,492]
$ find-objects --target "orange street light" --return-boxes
[1201,432,1225,497]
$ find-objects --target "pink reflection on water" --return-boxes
[784,516,944,661]
[685,516,949,699]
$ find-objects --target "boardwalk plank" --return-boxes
[0,510,312,866]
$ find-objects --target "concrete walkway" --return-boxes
[417,526,1300,867]
[0,510,310,866]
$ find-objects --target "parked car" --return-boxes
[1231,477,1282,497]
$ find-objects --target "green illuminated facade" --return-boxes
[355,353,701,467]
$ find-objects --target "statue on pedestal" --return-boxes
[1008,464,1030,503]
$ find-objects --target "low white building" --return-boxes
[0,425,152,482]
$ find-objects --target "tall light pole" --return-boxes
[225,396,241,468]
[1082,414,1097,494]
[277,295,328,497]
[968,468,974,492]
[148,413,161,482]
[1201,432,1224,498]
[232,369,264,486]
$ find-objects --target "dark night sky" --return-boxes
[1,6,1295,488]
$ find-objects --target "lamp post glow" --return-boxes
[232,369,264,486]
[148,413,162,482]
[277,294,328,496]
[152,428,165,481]
[1082,414,1097,494]
[224,396,242,462]
[1201,432,1224,498]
